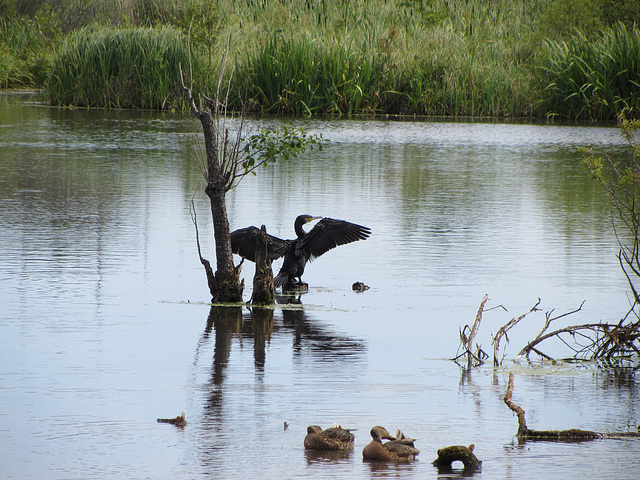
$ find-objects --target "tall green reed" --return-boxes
[0,16,53,87]
[46,26,191,109]
[225,0,539,116]
[542,23,640,120]
[235,32,395,115]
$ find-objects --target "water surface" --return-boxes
[1,93,638,479]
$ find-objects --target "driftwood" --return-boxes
[432,444,481,472]
[454,294,490,366]
[456,296,638,367]
[503,371,640,441]
[518,304,640,363]
[157,412,187,427]
[491,299,541,366]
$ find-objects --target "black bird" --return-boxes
[230,214,371,290]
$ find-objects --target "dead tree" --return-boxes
[454,297,631,367]
[181,49,245,303]
[180,37,321,303]
[250,225,274,305]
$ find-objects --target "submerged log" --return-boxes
[157,411,187,427]
[432,444,481,471]
[503,371,640,441]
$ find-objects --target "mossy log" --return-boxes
[504,371,640,441]
[432,444,481,471]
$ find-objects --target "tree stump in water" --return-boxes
[432,444,481,471]
[250,225,274,305]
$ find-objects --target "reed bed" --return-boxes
[46,27,190,109]
[227,0,540,116]
[542,23,640,120]
[0,17,52,88]
[6,0,637,118]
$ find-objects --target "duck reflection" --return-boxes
[304,449,353,464]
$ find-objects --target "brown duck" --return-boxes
[362,426,420,461]
[304,425,356,451]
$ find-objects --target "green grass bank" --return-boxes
[1,0,638,120]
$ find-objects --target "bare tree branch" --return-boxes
[492,298,541,366]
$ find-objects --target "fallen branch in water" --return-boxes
[491,298,541,366]
[157,411,187,427]
[503,371,640,441]
[455,296,639,367]
[517,303,640,363]
[453,294,490,367]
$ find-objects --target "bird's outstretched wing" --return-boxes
[230,226,290,262]
[302,218,371,261]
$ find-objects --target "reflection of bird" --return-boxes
[362,426,420,461]
[231,215,371,290]
[304,425,356,450]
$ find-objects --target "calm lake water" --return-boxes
[1,92,638,479]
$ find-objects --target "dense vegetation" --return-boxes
[1,0,638,119]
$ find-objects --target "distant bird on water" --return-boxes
[230,215,371,290]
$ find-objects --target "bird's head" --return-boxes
[297,214,322,225]
[370,426,395,442]
[294,214,322,238]
[307,425,323,435]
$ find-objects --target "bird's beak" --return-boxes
[307,216,322,223]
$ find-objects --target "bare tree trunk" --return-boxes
[182,75,243,303]
[250,225,274,305]
[203,135,243,301]
[205,178,243,302]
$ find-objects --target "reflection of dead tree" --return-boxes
[503,371,640,441]
[454,294,490,367]
[518,303,640,363]
[491,298,542,366]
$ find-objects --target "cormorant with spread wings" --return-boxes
[230,214,371,290]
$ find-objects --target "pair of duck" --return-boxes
[304,425,420,462]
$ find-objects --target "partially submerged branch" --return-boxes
[453,294,490,367]
[491,299,541,366]
[190,200,216,291]
[456,296,639,367]
[518,302,640,363]
[503,371,640,441]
